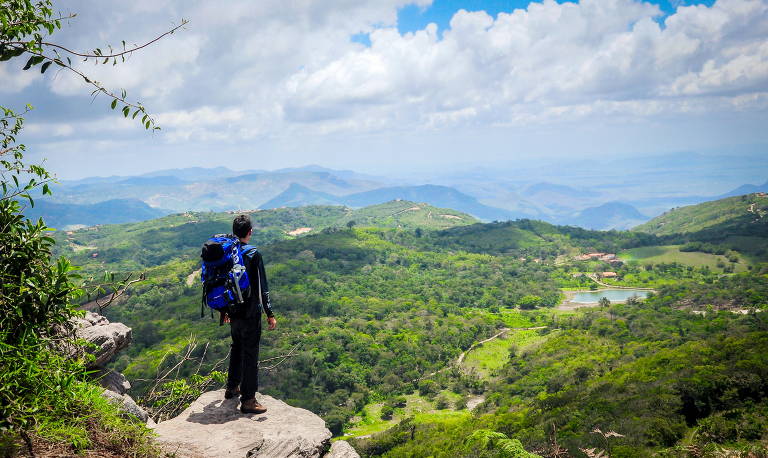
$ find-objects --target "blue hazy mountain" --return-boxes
[341,185,522,221]
[140,166,254,181]
[522,182,598,199]
[23,198,169,230]
[564,202,647,230]
[272,164,387,182]
[116,176,188,186]
[260,183,345,209]
[716,180,768,198]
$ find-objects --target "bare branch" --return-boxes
[2,20,187,59]
[261,343,302,371]
[95,272,146,313]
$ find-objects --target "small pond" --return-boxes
[570,289,650,304]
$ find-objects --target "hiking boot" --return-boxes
[240,398,267,414]
[224,386,240,399]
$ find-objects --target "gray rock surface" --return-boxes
[92,366,131,395]
[153,389,332,458]
[73,311,132,368]
[101,389,150,423]
[324,440,360,458]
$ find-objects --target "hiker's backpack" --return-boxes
[200,234,251,320]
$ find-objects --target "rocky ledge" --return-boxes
[153,389,358,458]
[72,311,132,368]
[65,311,152,423]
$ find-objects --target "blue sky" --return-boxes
[397,0,717,33]
[1,0,765,180]
[351,0,718,43]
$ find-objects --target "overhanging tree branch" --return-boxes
[4,19,187,59]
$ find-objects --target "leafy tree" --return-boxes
[465,429,540,458]
[518,295,542,310]
[0,1,185,453]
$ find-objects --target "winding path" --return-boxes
[585,273,655,290]
[417,326,548,381]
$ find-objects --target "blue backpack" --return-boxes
[200,234,251,321]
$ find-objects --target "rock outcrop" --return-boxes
[325,440,360,458]
[92,366,131,395]
[101,388,150,423]
[69,312,360,456]
[72,311,132,368]
[152,389,336,457]
[67,311,151,423]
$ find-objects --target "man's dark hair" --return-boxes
[233,214,252,238]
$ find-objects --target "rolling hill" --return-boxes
[51,201,476,277]
[633,193,768,236]
[341,184,520,221]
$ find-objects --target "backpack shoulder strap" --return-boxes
[241,245,263,306]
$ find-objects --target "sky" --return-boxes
[1,0,767,179]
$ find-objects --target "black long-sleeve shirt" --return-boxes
[242,245,274,318]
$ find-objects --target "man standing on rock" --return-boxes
[224,214,277,414]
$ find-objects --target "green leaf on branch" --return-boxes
[40,61,52,73]
[23,55,45,70]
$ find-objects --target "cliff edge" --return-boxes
[152,389,358,457]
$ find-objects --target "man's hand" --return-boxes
[267,316,277,330]
[223,313,230,324]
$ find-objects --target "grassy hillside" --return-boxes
[635,193,768,237]
[619,244,750,273]
[426,219,659,257]
[339,200,477,230]
[50,201,475,279]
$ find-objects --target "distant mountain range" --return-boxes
[23,198,168,230]
[261,183,522,221]
[259,183,342,208]
[564,202,647,230]
[38,166,766,232]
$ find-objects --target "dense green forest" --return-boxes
[49,199,768,456]
[354,274,768,456]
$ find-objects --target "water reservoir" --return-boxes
[571,289,650,304]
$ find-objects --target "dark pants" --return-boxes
[227,314,261,401]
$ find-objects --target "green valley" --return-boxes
[45,195,768,456]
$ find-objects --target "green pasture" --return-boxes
[460,329,551,379]
[341,390,468,439]
[619,245,749,272]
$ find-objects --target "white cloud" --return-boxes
[281,0,768,132]
[0,61,37,93]
[10,0,768,176]
[47,33,204,100]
